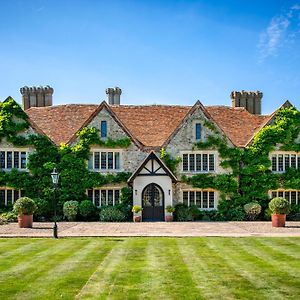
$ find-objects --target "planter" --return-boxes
[165,215,173,222]
[18,214,33,228]
[133,215,142,222]
[272,214,286,227]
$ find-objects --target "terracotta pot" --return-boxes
[133,215,142,222]
[165,215,173,222]
[272,214,286,227]
[18,214,33,228]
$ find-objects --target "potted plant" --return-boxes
[13,197,37,228]
[165,205,175,222]
[132,205,142,222]
[269,197,291,227]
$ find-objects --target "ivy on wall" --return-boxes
[0,98,132,212]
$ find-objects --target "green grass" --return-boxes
[0,238,300,299]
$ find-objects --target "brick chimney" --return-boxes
[105,87,122,105]
[20,86,54,110]
[231,90,263,115]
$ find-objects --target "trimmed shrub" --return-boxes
[189,205,203,221]
[99,206,126,222]
[79,200,96,219]
[166,205,175,213]
[287,205,300,221]
[269,197,291,215]
[63,201,79,221]
[0,211,17,222]
[174,203,192,221]
[244,202,262,221]
[116,204,132,221]
[132,205,142,214]
[34,198,50,218]
[13,197,37,215]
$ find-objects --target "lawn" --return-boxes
[0,237,300,300]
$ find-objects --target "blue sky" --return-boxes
[0,0,300,114]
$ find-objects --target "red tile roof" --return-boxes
[26,103,271,148]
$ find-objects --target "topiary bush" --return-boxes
[99,206,126,222]
[63,200,79,221]
[244,202,262,221]
[269,197,291,215]
[174,203,192,221]
[79,200,96,220]
[13,197,37,215]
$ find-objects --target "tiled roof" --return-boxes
[26,104,98,145]
[26,103,271,147]
[206,106,270,147]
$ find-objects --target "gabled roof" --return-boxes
[128,151,177,183]
[26,101,277,148]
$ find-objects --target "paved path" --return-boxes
[1,221,300,237]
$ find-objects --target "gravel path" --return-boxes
[1,221,300,237]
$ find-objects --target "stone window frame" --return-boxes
[0,187,25,206]
[270,151,300,173]
[88,149,123,172]
[181,188,216,210]
[0,148,29,171]
[86,188,121,207]
[181,150,217,174]
[269,189,300,205]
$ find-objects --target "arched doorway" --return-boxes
[142,183,164,221]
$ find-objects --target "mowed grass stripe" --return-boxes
[14,238,118,300]
[0,239,88,299]
[177,238,238,300]
[205,238,298,300]
[76,238,147,299]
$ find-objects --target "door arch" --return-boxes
[142,183,165,221]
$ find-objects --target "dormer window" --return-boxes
[101,121,107,138]
[195,123,201,140]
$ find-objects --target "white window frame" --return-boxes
[0,187,24,206]
[270,151,300,173]
[0,148,29,171]
[181,151,217,173]
[89,149,122,171]
[86,188,121,207]
[181,189,217,210]
[269,189,300,205]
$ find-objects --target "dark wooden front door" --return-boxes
[142,183,164,221]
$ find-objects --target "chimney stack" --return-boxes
[20,86,54,110]
[105,87,122,105]
[231,90,263,115]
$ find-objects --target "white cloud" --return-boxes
[258,4,300,62]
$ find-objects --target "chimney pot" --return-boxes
[106,87,122,105]
[231,90,263,114]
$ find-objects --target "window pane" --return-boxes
[196,191,201,207]
[7,190,12,205]
[7,151,12,169]
[183,191,189,206]
[284,191,290,201]
[291,191,297,205]
[182,154,188,171]
[0,190,5,205]
[271,156,277,172]
[94,190,100,207]
[108,152,113,169]
[94,152,100,169]
[209,192,215,208]
[87,189,93,201]
[203,191,208,208]
[291,155,296,168]
[298,156,300,170]
[189,154,195,172]
[209,154,215,171]
[101,152,107,169]
[278,155,283,172]
[284,154,290,171]
[88,153,93,169]
[278,191,283,197]
[14,151,20,169]
[101,190,106,206]
[101,121,107,138]
[298,192,300,205]
[20,152,26,169]
[189,191,195,206]
[13,190,19,203]
[108,190,113,205]
[195,123,201,140]
[115,152,120,169]
[202,154,208,171]
[0,151,5,169]
[115,190,120,205]
[271,191,277,198]
[196,154,201,171]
